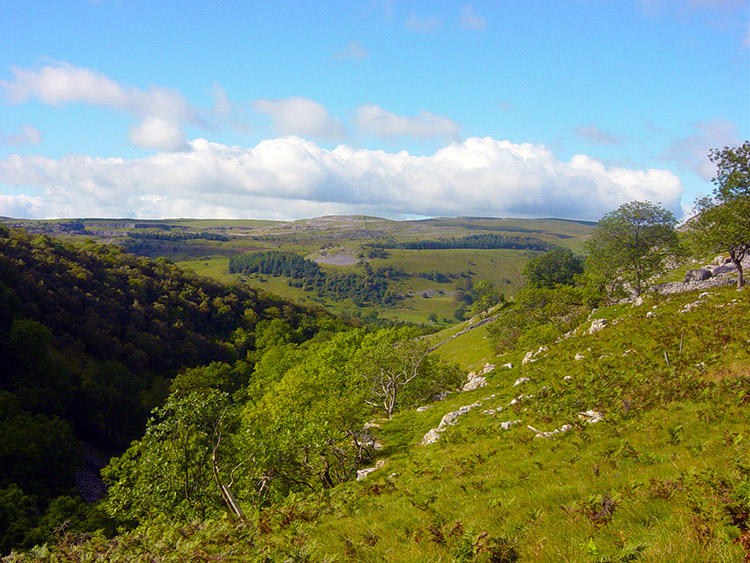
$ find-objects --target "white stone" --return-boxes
[420,428,443,445]
[356,459,387,481]
[589,318,608,334]
[462,374,487,392]
[513,377,530,386]
[578,410,604,424]
[500,420,521,430]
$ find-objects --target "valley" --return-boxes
[0,215,594,325]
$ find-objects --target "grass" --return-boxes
[5,285,748,562]
[256,284,750,562]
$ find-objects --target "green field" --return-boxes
[1,215,594,324]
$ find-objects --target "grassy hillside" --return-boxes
[6,281,748,562]
[0,216,594,324]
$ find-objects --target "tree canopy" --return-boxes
[522,247,584,289]
[686,142,750,288]
[584,201,678,297]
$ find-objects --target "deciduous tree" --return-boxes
[584,201,678,297]
[686,142,750,289]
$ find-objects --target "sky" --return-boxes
[0,0,748,222]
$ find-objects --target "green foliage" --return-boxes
[353,327,463,418]
[103,389,234,524]
[0,392,76,499]
[470,279,504,317]
[686,141,750,288]
[0,228,337,553]
[487,284,588,353]
[229,251,321,278]
[523,247,584,289]
[585,201,678,297]
[378,233,553,251]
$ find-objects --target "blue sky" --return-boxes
[0,0,747,221]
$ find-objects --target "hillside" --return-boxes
[0,216,594,325]
[3,258,748,561]
[0,225,341,553]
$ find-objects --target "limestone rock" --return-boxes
[356,459,387,481]
[684,269,712,282]
[462,374,487,392]
[521,350,536,366]
[589,318,608,334]
[527,423,572,439]
[513,377,530,386]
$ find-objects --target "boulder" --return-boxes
[684,269,712,282]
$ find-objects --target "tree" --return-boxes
[686,142,750,289]
[523,248,584,289]
[103,389,236,524]
[470,279,503,317]
[353,327,462,419]
[584,201,678,297]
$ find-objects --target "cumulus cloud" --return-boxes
[0,61,198,150]
[333,41,369,61]
[252,97,346,139]
[460,5,486,31]
[574,124,626,146]
[2,125,41,146]
[0,136,683,221]
[662,118,739,180]
[354,104,460,141]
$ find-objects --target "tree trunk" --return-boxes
[730,251,744,289]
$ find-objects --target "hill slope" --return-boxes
[5,281,748,562]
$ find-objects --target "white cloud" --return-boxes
[252,97,346,139]
[129,117,187,151]
[574,124,625,146]
[663,118,739,180]
[405,13,441,33]
[460,5,486,31]
[2,125,41,146]
[0,61,199,151]
[334,41,369,61]
[0,136,683,221]
[354,104,460,140]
